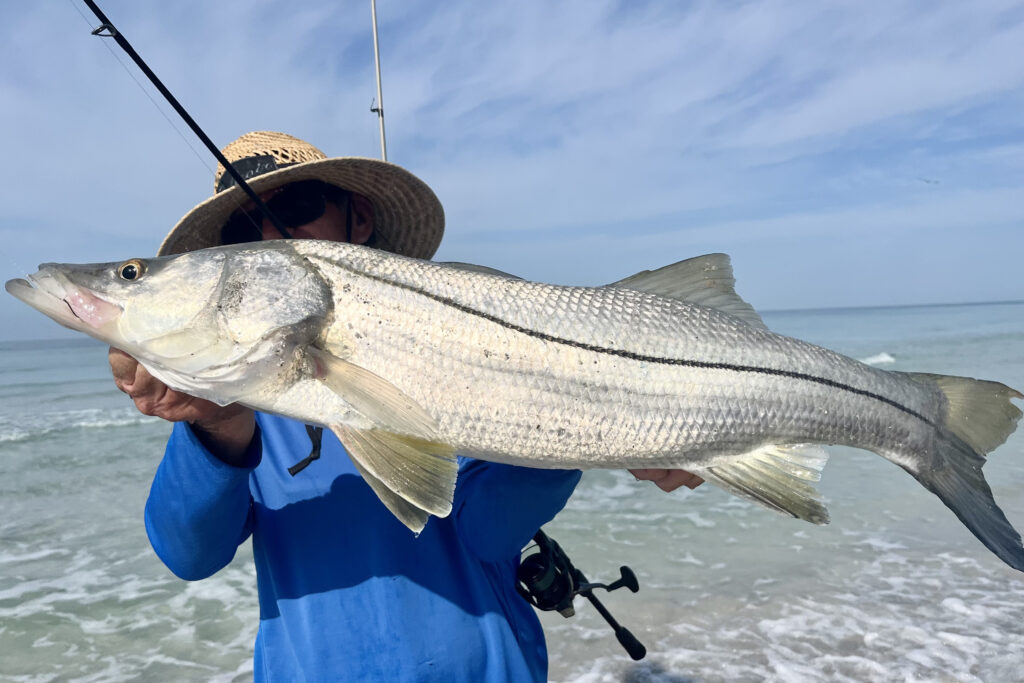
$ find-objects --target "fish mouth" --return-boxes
[6,269,121,332]
[5,274,76,324]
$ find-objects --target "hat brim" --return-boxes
[158,157,444,259]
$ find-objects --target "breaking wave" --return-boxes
[0,408,160,443]
[548,547,1024,683]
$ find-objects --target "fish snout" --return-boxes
[7,267,122,331]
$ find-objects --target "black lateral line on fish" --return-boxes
[348,264,935,427]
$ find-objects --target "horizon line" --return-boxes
[762,298,1024,315]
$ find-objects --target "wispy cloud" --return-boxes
[0,0,1021,339]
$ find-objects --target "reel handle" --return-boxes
[605,566,639,593]
[575,565,639,595]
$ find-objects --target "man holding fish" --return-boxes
[14,131,1020,681]
[106,131,700,681]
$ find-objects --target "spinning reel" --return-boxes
[516,530,647,660]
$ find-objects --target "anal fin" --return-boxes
[703,444,830,524]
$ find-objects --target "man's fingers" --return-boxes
[664,470,704,491]
[109,346,181,415]
[109,348,165,401]
[108,346,225,423]
[108,347,139,390]
[129,364,162,396]
[108,347,162,401]
[630,468,705,492]
[132,380,170,416]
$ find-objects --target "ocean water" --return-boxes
[1,302,1023,682]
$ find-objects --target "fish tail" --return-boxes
[899,373,1024,571]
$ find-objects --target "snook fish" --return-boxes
[7,242,1024,570]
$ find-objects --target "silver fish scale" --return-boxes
[296,242,943,470]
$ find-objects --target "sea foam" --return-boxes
[859,352,896,365]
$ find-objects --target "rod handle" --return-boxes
[615,627,647,661]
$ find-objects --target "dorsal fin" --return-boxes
[609,254,767,330]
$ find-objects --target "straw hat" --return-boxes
[158,131,445,258]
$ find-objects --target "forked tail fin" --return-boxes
[897,373,1024,571]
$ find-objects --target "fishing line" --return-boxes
[64,0,218,184]
[64,0,264,242]
[73,0,292,239]
[0,4,205,280]
[66,1,341,311]
[0,230,35,278]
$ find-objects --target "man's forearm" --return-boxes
[146,421,260,580]
[189,407,257,466]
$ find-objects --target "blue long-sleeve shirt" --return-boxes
[145,413,581,682]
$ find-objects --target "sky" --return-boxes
[1,0,1022,341]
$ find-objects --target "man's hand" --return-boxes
[630,468,704,492]
[109,347,256,463]
[110,347,221,423]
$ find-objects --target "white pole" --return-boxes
[370,0,388,162]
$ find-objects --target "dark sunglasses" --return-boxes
[220,180,351,245]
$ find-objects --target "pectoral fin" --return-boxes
[331,425,457,531]
[307,347,440,438]
[702,444,830,524]
[304,349,457,531]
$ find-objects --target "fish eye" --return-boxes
[118,259,146,281]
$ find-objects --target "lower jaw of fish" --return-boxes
[5,275,121,337]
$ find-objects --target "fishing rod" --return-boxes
[80,0,293,239]
[369,0,388,161]
[517,530,647,660]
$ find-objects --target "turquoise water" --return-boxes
[1,302,1022,682]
